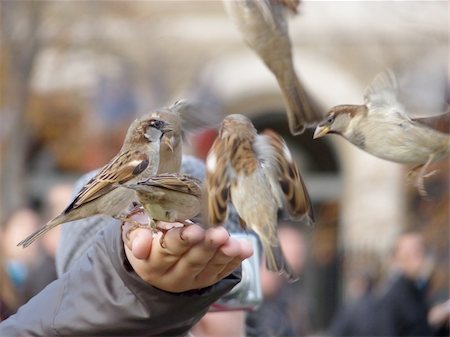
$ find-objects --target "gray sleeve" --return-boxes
[0,222,241,337]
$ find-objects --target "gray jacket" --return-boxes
[0,220,241,336]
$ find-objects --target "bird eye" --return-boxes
[149,120,164,129]
[327,115,335,124]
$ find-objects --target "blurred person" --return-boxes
[191,311,246,337]
[0,252,20,320]
[246,225,310,337]
[44,182,74,221]
[1,209,41,303]
[376,232,433,336]
[328,269,378,336]
[428,299,450,336]
[21,183,72,301]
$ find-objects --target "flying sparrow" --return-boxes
[18,113,174,248]
[223,0,321,135]
[121,173,203,231]
[313,70,450,196]
[206,114,314,282]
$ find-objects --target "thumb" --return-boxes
[122,223,154,260]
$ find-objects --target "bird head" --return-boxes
[220,114,257,138]
[122,113,173,149]
[313,105,363,139]
[143,119,173,143]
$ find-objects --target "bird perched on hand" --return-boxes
[313,70,450,196]
[18,111,174,248]
[223,0,321,135]
[121,173,203,230]
[206,114,314,282]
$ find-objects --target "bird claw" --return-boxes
[407,165,439,198]
[423,170,438,179]
[415,180,428,198]
[414,170,438,198]
[178,219,198,240]
[126,204,145,217]
[156,220,196,246]
[157,228,169,248]
[121,218,149,241]
[119,213,153,241]
[407,155,439,198]
[181,219,196,226]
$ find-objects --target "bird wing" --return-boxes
[205,137,232,225]
[363,69,411,121]
[258,129,314,223]
[64,152,149,212]
[138,174,203,198]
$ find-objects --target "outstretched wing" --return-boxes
[258,129,314,224]
[65,151,149,213]
[364,69,410,121]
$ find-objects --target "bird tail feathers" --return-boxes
[262,240,299,283]
[279,75,321,135]
[17,215,66,248]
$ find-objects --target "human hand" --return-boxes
[122,219,253,293]
[428,299,450,327]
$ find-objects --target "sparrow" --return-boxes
[223,0,321,135]
[18,113,174,248]
[121,173,203,230]
[313,70,450,196]
[205,114,314,282]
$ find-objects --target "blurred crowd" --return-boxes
[329,232,449,337]
[2,193,448,337]
[0,183,72,319]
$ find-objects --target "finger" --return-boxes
[185,226,230,267]
[233,238,254,260]
[168,227,230,282]
[148,224,205,273]
[159,224,205,256]
[195,236,254,283]
[121,212,150,250]
[213,239,253,280]
[216,257,244,280]
[131,229,154,260]
[217,238,254,279]
[122,222,154,259]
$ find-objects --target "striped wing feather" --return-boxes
[65,151,149,213]
[138,174,202,198]
[206,137,232,225]
[261,129,314,223]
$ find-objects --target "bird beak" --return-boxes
[313,125,330,139]
[161,122,174,134]
[163,135,174,152]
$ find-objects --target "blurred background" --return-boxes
[0,1,448,335]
